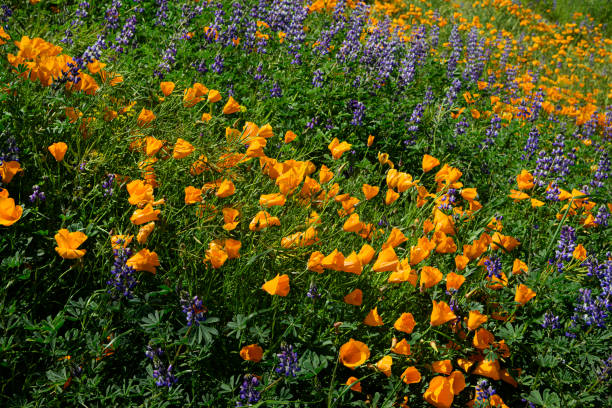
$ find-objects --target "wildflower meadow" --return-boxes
[1,0,611,407]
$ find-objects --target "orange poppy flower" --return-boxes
[473,328,495,349]
[322,249,345,271]
[512,258,528,275]
[224,239,241,259]
[48,142,68,161]
[572,244,587,260]
[516,170,534,190]
[284,130,297,143]
[448,371,465,395]
[137,222,155,245]
[472,358,501,380]
[130,203,160,225]
[259,193,286,207]
[343,289,363,306]
[240,344,263,362]
[394,313,416,333]
[422,154,440,172]
[346,376,362,392]
[339,339,370,369]
[400,366,421,384]
[145,136,163,157]
[55,229,88,259]
[423,376,454,408]
[342,252,363,275]
[307,251,325,273]
[446,272,465,291]
[184,186,202,205]
[110,234,133,250]
[137,108,155,127]
[207,89,221,103]
[432,360,452,375]
[0,197,23,226]
[261,274,290,296]
[206,245,228,269]
[391,338,411,355]
[249,211,281,231]
[531,198,545,208]
[319,165,333,184]
[430,300,457,326]
[420,266,443,289]
[383,228,407,249]
[160,81,175,96]
[367,135,374,146]
[515,284,536,305]
[376,355,393,377]
[328,138,352,159]
[358,244,375,265]
[388,260,418,286]
[372,247,399,272]
[467,310,488,331]
[222,207,239,230]
[201,112,212,122]
[362,184,379,200]
[364,307,383,326]
[126,249,160,273]
[216,179,235,198]
[127,180,154,206]
[222,96,241,114]
[455,254,469,271]
[173,138,195,159]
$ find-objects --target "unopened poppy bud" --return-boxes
[429,341,438,352]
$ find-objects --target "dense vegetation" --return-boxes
[0,0,610,407]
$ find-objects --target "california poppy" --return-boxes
[346,376,362,392]
[208,89,221,103]
[343,289,363,306]
[130,203,160,225]
[385,189,400,205]
[572,244,587,260]
[48,142,68,161]
[400,366,421,384]
[137,108,155,127]
[376,355,393,377]
[160,81,175,96]
[420,266,443,289]
[223,96,241,114]
[512,258,528,275]
[472,358,501,380]
[466,310,488,330]
[367,135,374,146]
[362,184,379,200]
[339,339,370,369]
[145,136,163,156]
[55,229,87,259]
[358,244,375,265]
[391,338,411,355]
[284,130,297,143]
[448,371,465,395]
[372,247,399,272]
[423,376,454,408]
[516,170,534,190]
[394,313,416,334]
[173,138,195,159]
[259,193,286,207]
[422,154,440,172]
[328,138,352,159]
[240,344,263,362]
[432,360,452,375]
[364,307,383,326]
[446,272,465,291]
[319,165,333,184]
[249,211,281,231]
[126,249,160,273]
[222,207,239,230]
[110,234,133,250]
[473,328,495,349]
[307,251,325,273]
[430,300,457,326]
[0,197,23,226]
[137,222,155,244]
[127,180,154,206]
[216,179,235,198]
[515,284,536,305]
[262,274,290,296]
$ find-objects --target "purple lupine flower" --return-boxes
[596,355,612,382]
[545,180,561,201]
[555,225,576,272]
[78,161,87,172]
[349,99,365,126]
[534,133,575,185]
[312,69,324,88]
[591,152,609,190]
[211,54,224,74]
[475,380,497,404]
[103,1,123,32]
[270,81,282,98]
[463,26,486,83]
[438,188,458,211]
[446,25,462,79]
[146,345,177,387]
[336,2,369,64]
[595,205,610,227]
[455,119,469,136]
[313,0,346,56]
[111,14,138,54]
[499,35,512,68]
[276,344,300,377]
[521,126,540,160]
[102,173,115,197]
[542,311,561,330]
[180,295,207,326]
[283,2,309,65]
[306,116,318,129]
[445,78,462,106]
[219,2,243,47]
[154,41,177,78]
[581,111,598,139]
[306,282,321,299]
[107,246,137,299]
[61,2,90,45]
[484,255,502,279]
[29,185,46,203]
[529,90,545,122]
[155,0,170,26]
[423,87,434,106]
[1,5,12,25]
[571,288,608,328]
[237,374,261,407]
[481,114,501,149]
[0,137,20,162]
